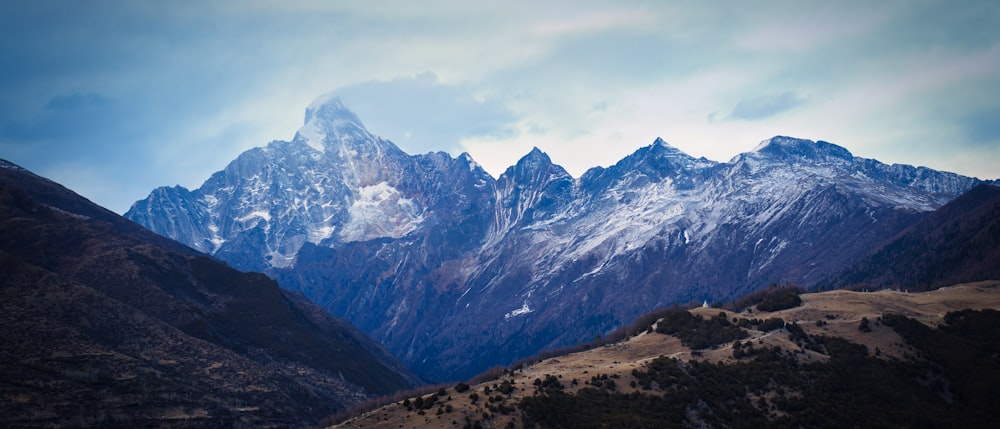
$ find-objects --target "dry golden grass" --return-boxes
[333,281,1000,429]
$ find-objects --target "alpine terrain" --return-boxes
[127,94,989,381]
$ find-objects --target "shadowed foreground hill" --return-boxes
[0,160,420,428]
[826,183,1000,291]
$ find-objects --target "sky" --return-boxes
[1,1,998,214]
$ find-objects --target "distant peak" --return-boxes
[751,136,853,161]
[649,137,687,154]
[751,136,806,152]
[458,152,488,174]
[501,146,570,182]
[295,93,374,152]
[303,93,364,127]
[516,147,554,168]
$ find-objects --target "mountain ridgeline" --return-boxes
[824,183,1000,291]
[0,160,420,428]
[127,95,989,381]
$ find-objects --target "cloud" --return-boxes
[729,92,806,121]
[333,73,519,155]
[1,0,998,212]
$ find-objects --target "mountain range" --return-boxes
[127,94,990,381]
[0,159,420,428]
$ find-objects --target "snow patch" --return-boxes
[504,302,533,320]
[266,250,296,268]
[206,224,225,251]
[236,210,271,223]
[0,160,24,170]
[339,182,424,242]
[460,153,481,172]
[47,205,89,220]
[297,120,327,152]
[203,194,219,208]
[308,225,336,244]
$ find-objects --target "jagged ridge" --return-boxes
[127,95,989,381]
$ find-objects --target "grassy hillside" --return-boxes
[333,282,1000,428]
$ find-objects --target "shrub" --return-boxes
[655,310,747,349]
[723,284,805,312]
[859,317,872,333]
[756,286,804,312]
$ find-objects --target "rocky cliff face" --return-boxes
[127,96,987,381]
[128,95,495,274]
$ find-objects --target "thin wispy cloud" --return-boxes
[335,73,519,155]
[729,92,806,121]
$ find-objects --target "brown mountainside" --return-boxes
[335,282,1000,429]
[0,160,420,428]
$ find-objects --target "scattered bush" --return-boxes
[859,317,872,333]
[723,284,805,312]
[520,320,998,429]
[756,286,805,312]
[655,310,747,349]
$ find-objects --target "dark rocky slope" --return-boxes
[825,183,1000,291]
[0,160,420,428]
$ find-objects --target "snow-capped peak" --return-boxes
[751,136,853,162]
[503,147,571,183]
[751,135,798,152]
[458,152,485,173]
[522,147,549,162]
[604,138,709,176]
[295,94,373,152]
[647,138,696,159]
[303,93,361,125]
